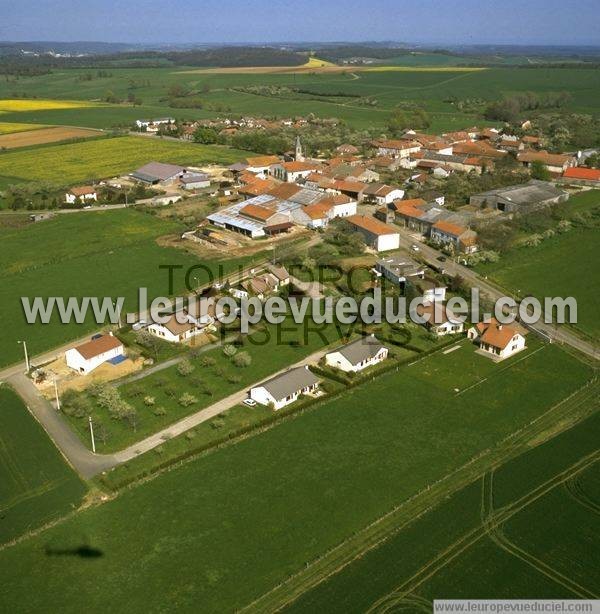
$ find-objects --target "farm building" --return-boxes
[346,215,400,252]
[362,183,405,205]
[325,335,388,373]
[130,162,186,185]
[65,334,124,375]
[180,173,211,190]
[249,366,320,410]
[467,320,526,361]
[469,180,568,214]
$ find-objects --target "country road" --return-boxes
[394,226,599,361]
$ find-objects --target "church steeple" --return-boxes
[295,136,304,162]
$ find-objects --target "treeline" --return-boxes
[484,91,572,122]
[0,46,307,69]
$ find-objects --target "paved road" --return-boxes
[396,227,599,361]
[112,347,330,464]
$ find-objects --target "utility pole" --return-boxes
[18,340,30,372]
[54,378,61,411]
[88,416,96,453]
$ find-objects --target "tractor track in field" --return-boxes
[365,450,600,613]
[239,378,599,614]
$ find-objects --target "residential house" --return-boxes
[268,264,290,286]
[560,167,600,187]
[331,180,367,202]
[517,150,576,174]
[135,118,175,129]
[65,334,124,375]
[336,143,360,155]
[416,277,447,302]
[325,335,389,373]
[65,186,97,205]
[374,256,424,285]
[271,160,322,183]
[417,301,465,337]
[244,155,281,177]
[375,139,422,158]
[346,215,400,252]
[467,319,526,360]
[431,221,478,254]
[362,183,405,205]
[249,366,320,410]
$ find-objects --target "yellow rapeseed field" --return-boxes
[0,99,98,113]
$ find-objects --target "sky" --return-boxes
[1,0,600,46]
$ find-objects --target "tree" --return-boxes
[177,360,195,377]
[232,351,252,368]
[193,126,218,144]
[530,160,551,181]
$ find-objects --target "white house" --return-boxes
[376,139,422,158]
[244,155,281,177]
[65,186,97,205]
[363,183,405,205]
[325,335,388,373]
[329,195,357,218]
[65,334,124,375]
[417,301,465,336]
[249,366,320,410]
[346,215,400,252]
[271,161,321,183]
[147,314,202,343]
[135,118,175,129]
[467,319,526,360]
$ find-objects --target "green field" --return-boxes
[0,135,248,187]
[0,387,86,545]
[478,190,600,341]
[0,66,598,131]
[0,209,252,368]
[0,340,593,612]
[287,410,600,611]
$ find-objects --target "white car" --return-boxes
[411,244,420,252]
[243,398,257,407]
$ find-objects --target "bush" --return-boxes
[153,406,167,416]
[178,393,198,407]
[198,356,216,367]
[177,360,195,377]
[163,386,178,398]
[143,396,156,406]
[223,344,237,357]
[232,351,252,368]
[227,374,242,384]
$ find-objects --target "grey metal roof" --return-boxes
[377,257,424,278]
[181,173,209,184]
[132,162,186,182]
[473,180,565,206]
[330,335,386,366]
[130,171,159,183]
[257,366,320,402]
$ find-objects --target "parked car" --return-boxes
[437,256,447,262]
[243,398,257,407]
[411,244,420,252]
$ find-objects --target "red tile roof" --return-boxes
[433,220,468,237]
[239,203,276,222]
[347,214,398,236]
[73,334,122,360]
[563,167,600,181]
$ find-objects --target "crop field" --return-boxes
[0,121,47,134]
[0,387,86,546]
[0,340,593,612]
[287,411,600,611]
[0,135,249,186]
[0,98,102,114]
[478,190,600,341]
[0,125,103,149]
[0,66,598,131]
[0,209,254,368]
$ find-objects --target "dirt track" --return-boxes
[0,126,103,149]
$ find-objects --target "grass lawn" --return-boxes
[478,190,600,341]
[0,121,47,134]
[288,411,600,611]
[0,340,592,612]
[0,387,87,546]
[0,209,255,368]
[64,315,366,453]
[0,135,249,186]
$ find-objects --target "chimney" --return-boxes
[497,324,502,330]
